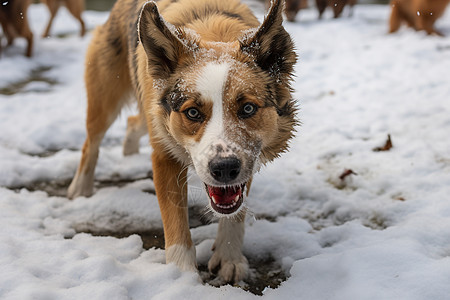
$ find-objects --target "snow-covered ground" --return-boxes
[1,1,450,299]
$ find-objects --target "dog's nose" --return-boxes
[209,157,241,183]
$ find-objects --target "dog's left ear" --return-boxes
[138,1,197,79]
[240,0,296,84]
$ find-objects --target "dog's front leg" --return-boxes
[152,151,197,272]
[208,215,249,283]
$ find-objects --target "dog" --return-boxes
[285,0,309,22]
[266,0,309,22]
[389,0,450,36]
[316,0,357,19]
[0,0,33,57]
[41,0,85,37]
[68,0,297,283]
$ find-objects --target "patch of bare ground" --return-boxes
[0,66,58,95]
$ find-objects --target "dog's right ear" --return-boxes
[138,1,197,79]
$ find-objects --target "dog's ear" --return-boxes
[138,1,197,79]
[240,0,296,84]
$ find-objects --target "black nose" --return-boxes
[209,157,241,183]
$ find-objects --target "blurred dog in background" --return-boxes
[266,0,308,22]
[389,0,450,36]
[41,0,85,37]
[286,0,309,22]
[0,0,33,57]
[316,0,357,19]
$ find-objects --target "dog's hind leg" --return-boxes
[23,23,33,57]
[14,3,33,57]
[332,0,347,18]
[67,81,128,198]
[3,23,15,46]
[68,29,131,199]
[152,150,197,272]
[388,2,403,33]
[65,0,86,37]
[42,0,59,37]
[316,0,327,19]
[123,114,147,156]
[417,15,443,36]
[208,215,248,283]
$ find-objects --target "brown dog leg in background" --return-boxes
[42,0,86,37]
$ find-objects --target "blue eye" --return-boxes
[185,108,202,121]
[239,103,258,118]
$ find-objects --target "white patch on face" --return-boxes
[189,62,231,183]
[195,62,229,134]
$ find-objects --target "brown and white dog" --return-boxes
[389,0,450,36]
[0,0,33,57]
[68,0,297,283]
[41,0,85,37]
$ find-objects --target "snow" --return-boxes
[1,2,450,299]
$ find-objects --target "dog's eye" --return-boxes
[239,103,258,119]
[184,108,203,122]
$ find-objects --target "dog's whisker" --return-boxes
[200,205,216,222]
[176,165,190,188]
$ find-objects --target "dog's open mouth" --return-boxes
[205,183,245,215]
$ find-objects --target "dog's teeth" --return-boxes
[211,196,217,204]
[234,195,239,202]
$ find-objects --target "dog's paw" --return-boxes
[166,244,198,273]
[67,175,93,199]
[123,115,146,156]
[208,249,249,283]
[122,137,140,156]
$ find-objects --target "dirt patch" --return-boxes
[300,206,390,231]
[13,179,73,197]
[84,228,166,250]
[242,256,287,295]
[9,170,154,197]
[0,66,58,95]
[199,255,287,295]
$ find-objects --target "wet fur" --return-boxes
[0,0,33,57]
[389,0,450,36]
[68,0,297,282]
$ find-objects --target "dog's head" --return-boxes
[139,0,297,217]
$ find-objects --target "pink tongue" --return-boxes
[208,186,240,205]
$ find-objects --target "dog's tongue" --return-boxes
[208,186,241,205]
